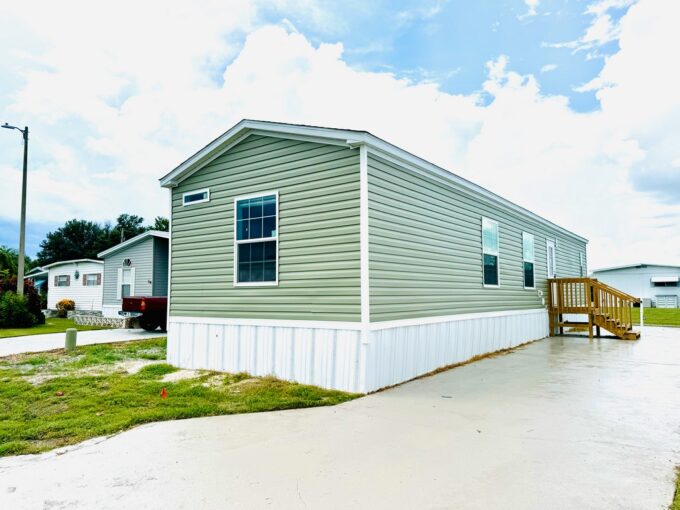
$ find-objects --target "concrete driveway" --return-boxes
[0,328,166,357]
[1,327,678,510]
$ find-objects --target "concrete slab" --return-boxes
[0,328,165,357]
[0,327,678,509]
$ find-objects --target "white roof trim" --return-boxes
[651,276,679,283]
[97,230,170,258]
[593,263,680,273]
[43,258,103,269]
[159,119,587,243]
[25,270,48,277]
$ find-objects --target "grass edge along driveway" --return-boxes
[0,318,108,339]
[0,337,360,456]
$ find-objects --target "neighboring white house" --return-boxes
[591,263,680,308]
[44,259,104,311]
[97,230,169,318]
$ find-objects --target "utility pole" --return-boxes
[2,123,29,295]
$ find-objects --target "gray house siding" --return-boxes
[367,153,587,322]
[102,237,155,305]
[153,237,169,296]
[170,135,361,321]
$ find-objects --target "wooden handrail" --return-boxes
[546,277,640,340]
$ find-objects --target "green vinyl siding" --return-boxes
[170,135,361,321]
[367,153,587,322]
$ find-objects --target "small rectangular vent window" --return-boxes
[182,189,210,206]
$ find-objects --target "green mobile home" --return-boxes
[160,120,587,393]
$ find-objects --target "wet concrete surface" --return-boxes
[1,327,678,509]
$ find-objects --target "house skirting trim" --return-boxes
[166,308,549,393]
[102,304,122,318]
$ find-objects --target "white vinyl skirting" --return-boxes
[166,309,549,393]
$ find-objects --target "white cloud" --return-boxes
[518,0,540,19]
[540,63,558,73]
[0,0,679,269]
[545,0,637,54]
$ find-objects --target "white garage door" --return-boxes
[656,295,678,308]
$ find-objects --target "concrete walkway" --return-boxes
[1,327,678,509]
[0,328,165,357]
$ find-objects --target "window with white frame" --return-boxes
[482,217,499,286]
[522,232,535,289]
[235,192,278,284]
[121,268,132,298]
[182,188,210,206]
[55,274,70,287]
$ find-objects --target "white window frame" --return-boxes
[233,191,279,287]
[522,232,535,290]
[56,274,70,287]
[481,217,500,288]
[116,267,136,300]
[546,239,557,278]
[182,188,210,206]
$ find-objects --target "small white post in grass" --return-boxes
[639,302,644,337]
[65,328,77,352]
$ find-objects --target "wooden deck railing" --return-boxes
[547,277,641,340]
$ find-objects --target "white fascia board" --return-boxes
[97,230,169,258]
[159,119,587,244]
[43,258,103,269]
[159,120,365,187]
[593,263,680,273]
[363,144,588,244]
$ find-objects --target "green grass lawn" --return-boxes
[0,318,109,338]
[0,338,359,456]
[672,467,680,510]
[631,308,680,327]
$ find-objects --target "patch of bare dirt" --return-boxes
[161,369,202,383]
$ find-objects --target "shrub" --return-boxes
[56,299,76,318]
[0,292,36,328]
[0,276,45,325]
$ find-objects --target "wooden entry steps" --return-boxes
[547,278,641,340]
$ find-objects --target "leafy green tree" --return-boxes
[36,220,109,265]
[151,216,169,231]
[35,213,168,266]
[108,214,147,244]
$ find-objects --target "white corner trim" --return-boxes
[167,188,173,327]
[358,144,371,344]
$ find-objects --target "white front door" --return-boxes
[546,240,557,278]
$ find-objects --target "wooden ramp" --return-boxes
[547,278,641,340]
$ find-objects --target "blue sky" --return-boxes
[257,0,626,110]
[0,0,678,268]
